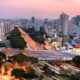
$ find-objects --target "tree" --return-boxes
[23,68,38,79]
[39,75,44,80]
[22,27,48,44]
[69,72,80,80]
[11,27,21,36]
[43,64,55,76]
[0,52,6,61]
[11,53,28,62]
[59,68,71,75]
[11,68,25,78]
[43,64,49,73]
[69,74,77,80]
[72,56,80,67]
[74,71,80,80]
[26,27,35,33]
[11,53,38,64]
[10,36,26,49]
[28,57,38,63]
[7,27,26,49]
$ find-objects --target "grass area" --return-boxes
[54,74,70,80]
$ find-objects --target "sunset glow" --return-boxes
[0,0,80,18]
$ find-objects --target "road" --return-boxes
[40,61,60,74]
[0,48,78,61]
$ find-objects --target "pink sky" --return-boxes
[0,0,80,19]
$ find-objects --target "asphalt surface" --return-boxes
[0,48,78,61]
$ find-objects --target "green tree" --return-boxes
[11,53,28,62]
[22,27,48,44]
[10,36,26,49]
[28,57,38,63]
[74,71,80,80]
[43,64,49,73]
[23,68,38,79]
[11,53,38,63]
[0,52,6,61]
[39,75,44,80]
[11,68,25,78]
[7,27,26,49]
[69,74,77,80]
[72,56,80,67]
[70,72,80,80]
[11,27,21,36]
[43,64,55,76]
[59,68,71,75]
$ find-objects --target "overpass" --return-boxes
[0,49,78,61]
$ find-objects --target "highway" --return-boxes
[40,61,60,74]
[0,48,78,61]
[8,25,78,61]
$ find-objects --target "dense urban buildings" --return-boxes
[14,13,80,39]
[0,13,80,80]
[0,13,80,40]
[0,0,80,79]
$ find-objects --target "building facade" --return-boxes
[59,13,69,36]
[0,22,15,40]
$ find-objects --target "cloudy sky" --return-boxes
[0,0,80,19]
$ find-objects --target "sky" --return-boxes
[0,0,80,19]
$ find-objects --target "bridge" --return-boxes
[0,48,78,61]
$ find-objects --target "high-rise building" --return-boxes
[0,22,4,40]
[68,16,80,38]
[31,17,36,27]
[44,18,48,24]
[59,12,69,35]
[31,17,44,31]
[20,19,28,28]
[0,22,15,40]
[31,17,35,23]
[35,19,44,31]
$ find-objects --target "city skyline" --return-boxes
[0,0,80,19]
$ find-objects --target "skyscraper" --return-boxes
[0,22,15,40]
[31,17,36,27]
[0,22,4,40]
[59,12,69,35]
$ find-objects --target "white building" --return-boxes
[0,22,15,40]
[59,13,69,35]
[44,24,57,37]
[0,23,4,40]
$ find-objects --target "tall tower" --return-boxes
[31,17,36,27]
[59,12,69,36]
[0,22,5,40]
[0,22,15,41]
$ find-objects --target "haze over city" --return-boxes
[0,0,80,19]
[0,0,80,80]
